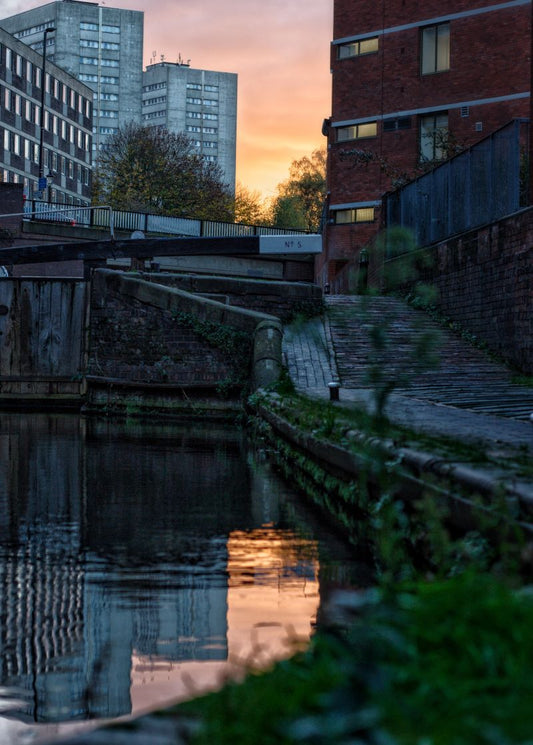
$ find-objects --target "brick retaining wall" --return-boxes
[386,207,533,374]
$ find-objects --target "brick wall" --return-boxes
[0,184,23,243]
[324,0,532,280]
[142,273,323,322]
[386,208,533,374]
[87,270,283,392]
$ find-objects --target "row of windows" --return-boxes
[2,46,91,115]
[144,111,221,124]
[2,133,90,183]
[186,126,218,134]
[143,81,167,92]
[80,73,118,85]
[336,113,448,161]
[143,95,167,106]
[80,21,120,34]
[143,110,165,120]
[80,56,119,67]
[187,111,218,121]
[80,39,120,51]
[192,140,217,149]
[13,21,54,39]
[3,88,91,149]
[186,82,219,92]
[334,207,375,224]
[1,170,89,204]
[186,97,218,107]
[337,22,450,75]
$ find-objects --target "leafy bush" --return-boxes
[180,572,533,745]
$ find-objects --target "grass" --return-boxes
[255,389,531,479]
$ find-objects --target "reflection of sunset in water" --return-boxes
[130,527,320,715]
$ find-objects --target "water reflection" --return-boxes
[0,414,358,743]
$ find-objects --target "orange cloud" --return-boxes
[6,0,332,197]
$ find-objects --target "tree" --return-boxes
[232,182,268,225]
[92,123,233,220]
[269,148,327,231]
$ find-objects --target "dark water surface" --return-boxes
[0,413,366,744]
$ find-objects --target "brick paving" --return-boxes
[283,296,533,453]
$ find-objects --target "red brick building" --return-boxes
[320,0,532,290]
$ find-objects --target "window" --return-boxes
[337,122,377,141]
[334,207,375,224]
[338,37,379,59]
[101,58,119,68]
[80,22,98,31]
[383,117,411,132]
[80,39,99,49]
[204,84,218,92]
[5,48,12,69]
[420,113,448,161]
[421,23,450,74]
[187,83,202,90]
[102,24,120,34]
[4,88,10,110]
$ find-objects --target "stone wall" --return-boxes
[141,273,323,322]
[88,269,283,394]
[385,207,533,374]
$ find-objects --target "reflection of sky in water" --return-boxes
[0,415,352,744]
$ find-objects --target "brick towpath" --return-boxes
[283,296,533,453]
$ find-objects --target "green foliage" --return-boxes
[269,148,326,232]
[173,310,252,389]
[179,571,533,745]
[92,123,233,220]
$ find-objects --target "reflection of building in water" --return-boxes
[0,416,323,731]
[0,528,118,724]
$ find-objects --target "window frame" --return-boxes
[421,22,450,75]
[337,121,378,142]
[338,37,379,59]
[419,112,449,162]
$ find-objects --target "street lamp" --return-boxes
[38,26,55,198]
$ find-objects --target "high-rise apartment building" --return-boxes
[321,0,532,288]
[1,0,144,156]
[0,25,93,204]
[142,62,238,193]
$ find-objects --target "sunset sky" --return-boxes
[4,0,333,198]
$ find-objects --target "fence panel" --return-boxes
[385,119,524,252]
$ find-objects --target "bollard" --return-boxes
[328,381,340,401]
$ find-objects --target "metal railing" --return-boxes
[20,201,308,239]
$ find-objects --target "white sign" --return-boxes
[259,234,322,255]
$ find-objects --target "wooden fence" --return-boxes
[0,278,89,406]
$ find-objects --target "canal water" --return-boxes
[0,413,368,744]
